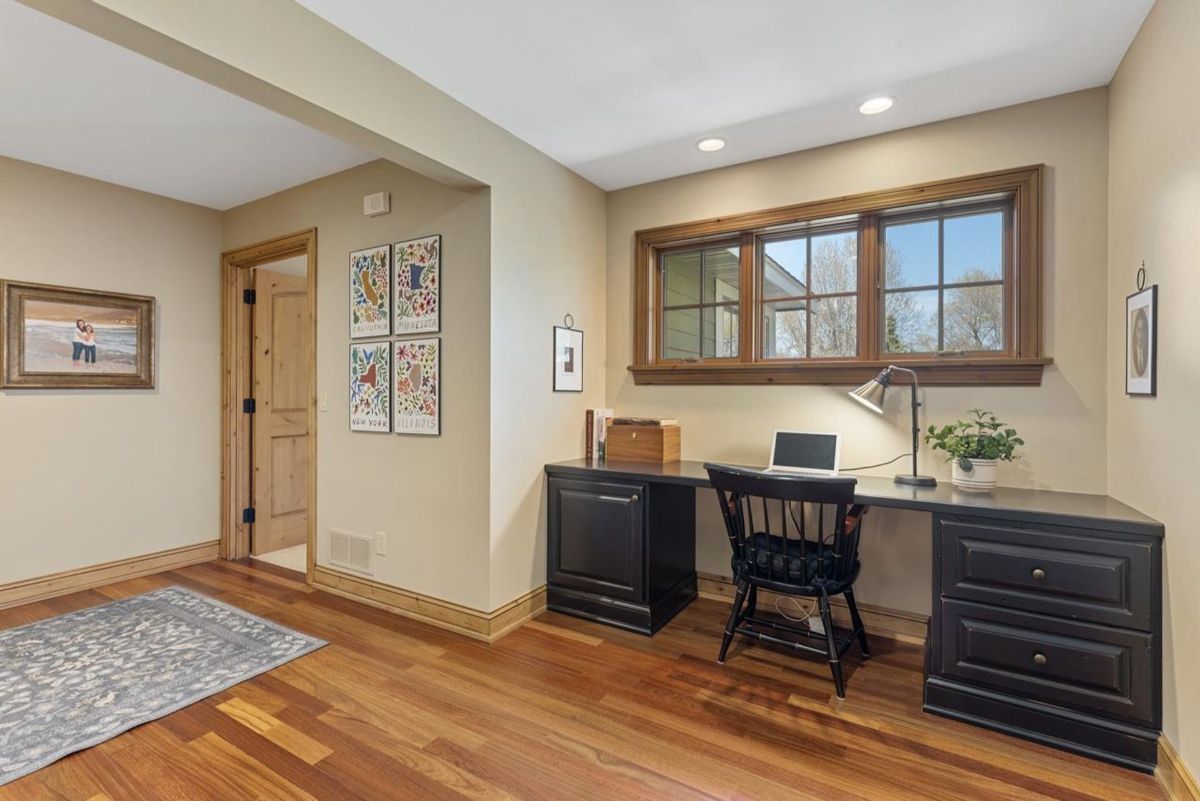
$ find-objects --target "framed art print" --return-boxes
[1126,285,1157,396]
[553,325,583,392]
[394,234,440,335]
[393,337,440,435]
[349,244,391,339]
[349,342,391,432]
[0,280,155,389]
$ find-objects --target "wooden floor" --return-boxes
[0,560,1167,801]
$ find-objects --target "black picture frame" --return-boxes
[553,325,583,392]
[349,243,392,340]
[348,341,392,433]
[1125,285,1157,396]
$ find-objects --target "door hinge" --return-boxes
[243,289,256,305]
[242,507,256,524]
[243,398,256,414]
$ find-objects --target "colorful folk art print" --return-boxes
[393,235,440,334]
[349,343,391,432]
[393,337,440,435]
[349,244,391,338]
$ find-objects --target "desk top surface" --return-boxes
[546,458,1163,536]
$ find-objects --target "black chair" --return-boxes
[704,463,870,698]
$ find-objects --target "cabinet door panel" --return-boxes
[548,478,645,603]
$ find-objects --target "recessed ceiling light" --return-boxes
[696,137,726,152]
[858,96,895,115]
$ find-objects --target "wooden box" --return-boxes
[605,424,681,463]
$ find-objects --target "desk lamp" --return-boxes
[848,365,937,487]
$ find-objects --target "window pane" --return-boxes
[701,246,741,304]
[810,231,857,294]
[810,296,857,357]
[945,211,1003,284]
[663,250,701,306]
[943,284,1003,351]
[763,300,806,359]
[663,307,700,359]
[884,219,938,288]
[762,237,807,299]
[701,304,739,358]
[884,289,938,353]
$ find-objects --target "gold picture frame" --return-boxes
[0,280,155,389]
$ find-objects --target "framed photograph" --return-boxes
[1126,285,1157,396]
[394,234,440,335]
[393,337,440,435]
[349,244,391,339]
[0,280,155,389]
[553,325,583,392]
[349,342,392,432]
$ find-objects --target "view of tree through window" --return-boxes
[883,208,1005,354]
[762,230,857,359]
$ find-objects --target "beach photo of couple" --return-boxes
[70,319,99,366]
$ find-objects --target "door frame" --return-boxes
[220,229,318,583]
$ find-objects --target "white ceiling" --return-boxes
[295,0,1153,191]
[0,0,375,210]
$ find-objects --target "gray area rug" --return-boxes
[0,585,325,785]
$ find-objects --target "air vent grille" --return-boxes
[329,529,372,574]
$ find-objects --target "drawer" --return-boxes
[937,599,1155,726]
[939,520,1153,630]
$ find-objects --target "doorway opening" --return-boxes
[220,230,317,582]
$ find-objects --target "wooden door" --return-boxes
[251,269,309,555]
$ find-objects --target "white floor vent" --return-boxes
[329,529,373,574]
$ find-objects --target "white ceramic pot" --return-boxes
[952,458,998,492]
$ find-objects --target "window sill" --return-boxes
[628,357,1052,387]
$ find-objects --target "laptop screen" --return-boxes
[770,431,839,473]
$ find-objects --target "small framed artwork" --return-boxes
[0,280,155,389]
[1126,285,1157,396]
[349,342,391,432]
[393,337,440,435]
[394,234,440,335]
[349,244,391,339]
[553,325,583,392]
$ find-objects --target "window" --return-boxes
[632,166,1046,386]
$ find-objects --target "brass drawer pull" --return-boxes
[1033,652,1048,666]
[1031,568,1046,581]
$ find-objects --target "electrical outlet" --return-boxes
[808,614,825,636]
[374,531,387,556]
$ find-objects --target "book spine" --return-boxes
[585,409,595,461]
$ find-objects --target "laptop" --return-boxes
[766,430,841,477]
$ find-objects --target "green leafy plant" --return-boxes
[925,409,1024,472]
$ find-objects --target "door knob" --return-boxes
[630,494,640,503]
[1032,652,1048,666]
[1031,568,1046,581]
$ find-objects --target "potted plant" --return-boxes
[925,409,1024,492]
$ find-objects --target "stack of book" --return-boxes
[584,408,614,461]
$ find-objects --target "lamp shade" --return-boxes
[848,369,891,413]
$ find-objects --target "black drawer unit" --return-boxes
[927,514,1162,772]
[547,476,695,634]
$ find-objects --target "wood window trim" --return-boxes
[631,165,1048,387]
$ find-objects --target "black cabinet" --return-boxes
[927,514,1162,772]
[547,476,695,634]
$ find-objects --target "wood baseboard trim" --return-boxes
[0,541,219,610]
[696,572,929,645]
[1159,736,1200,801]
[312,566,546,643]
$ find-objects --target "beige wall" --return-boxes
[606,89,1110,614]
[1107,0,1199,772]
[222,160,494,610]
[0,155,222,584]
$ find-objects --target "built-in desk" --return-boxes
[544,458,1164,772]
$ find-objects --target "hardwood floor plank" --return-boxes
[1,561,1165,801]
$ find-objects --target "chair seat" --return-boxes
[744,532,856,589]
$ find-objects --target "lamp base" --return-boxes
[894,473,938,487]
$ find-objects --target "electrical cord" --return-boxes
[840,452,910,472]
[775,595,816,623]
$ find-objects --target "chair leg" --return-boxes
[818,592,845,698]
[744,586,759,619]
[718,580,749,664]
[843,587,870,658]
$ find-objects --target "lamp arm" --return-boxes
[886,366,923,477]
